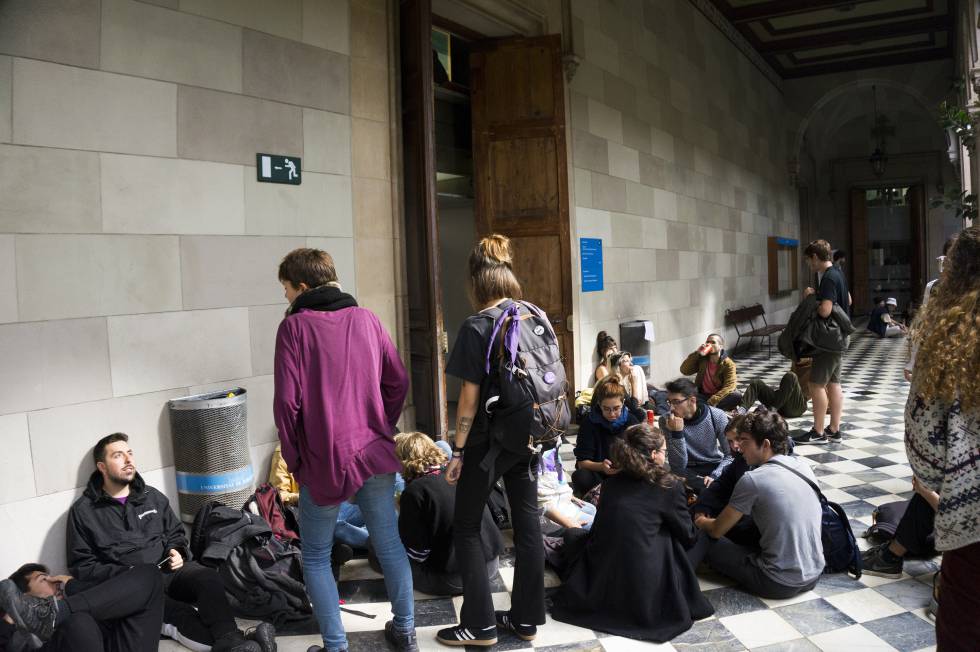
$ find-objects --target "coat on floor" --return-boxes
[549,474,714,642]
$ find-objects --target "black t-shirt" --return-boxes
[446,304,508,448]
[817,266,847,308]
[398,474,503,572]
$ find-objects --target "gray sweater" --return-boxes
[660,402,732,479]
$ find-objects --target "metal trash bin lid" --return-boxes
[168,387,247,411]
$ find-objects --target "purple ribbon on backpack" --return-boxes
[485,302,523,376]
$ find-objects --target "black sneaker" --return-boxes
[384,620,419,652]
[245,622,277,652]
[824,427,843,444]
[435,624,497,647]
[861,543,903,579]
[0,579,58,641]
[212,631,262,652]
[792,429,829,445]
[495,610,536,641]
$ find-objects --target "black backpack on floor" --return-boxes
[768,459,862,579]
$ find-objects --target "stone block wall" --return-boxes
[567,0,800,386]
[0,0,400,576]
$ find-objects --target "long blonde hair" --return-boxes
[468,234,523,309]
[910,227,980,410]
[394,432,447,481]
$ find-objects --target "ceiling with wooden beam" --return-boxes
[706,0,954,78]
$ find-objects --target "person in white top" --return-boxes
[904,237,954,381]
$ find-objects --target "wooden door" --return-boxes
[469,35,575,388]
[400,0,448,437]
[850,188,869,314]
[908,185,926,305]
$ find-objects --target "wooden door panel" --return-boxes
[850,188,869,314]
[471,34,574,388]
[908,185,925,305]
[400,0,447,436]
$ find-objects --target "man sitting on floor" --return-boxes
[740,359,811,419]
[692,418,759,548]
[867,297,907,338]
[679,334,742,411]
[1,562,164,652]
[67,433,275,652]
[660,378,732,494]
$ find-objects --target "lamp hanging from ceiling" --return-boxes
[869,85,888,177]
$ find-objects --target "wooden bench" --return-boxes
[725,304,786,359]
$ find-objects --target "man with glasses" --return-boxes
[660,378,731,494]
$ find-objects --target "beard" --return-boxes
[106,469,135,486]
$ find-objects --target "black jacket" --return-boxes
[778,295,854,359]
[693,452,749,516]
[67,471,189,582]
[551,475,713,642]
[574,410,641,465]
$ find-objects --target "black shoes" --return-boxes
[245,622,277,652]
[212,631,262,652]
[861,543,903,579]
[435,624,498,647]
[824,426,843,444]
[331,543,354,581]
[0,579,58,641]
[793,429,829,445]
[496,610,537,641]
[384,620,419,652]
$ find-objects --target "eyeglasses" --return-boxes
[666,397,693,407]
[600,404,624,415]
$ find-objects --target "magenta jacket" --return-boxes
[273,306,408,506]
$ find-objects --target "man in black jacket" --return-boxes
[691,419,759,548]
[66,433,274,652]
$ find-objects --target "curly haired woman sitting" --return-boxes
[393,433,502,596]
[551,424,713,642]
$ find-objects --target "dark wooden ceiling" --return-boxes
[706,0,954,78]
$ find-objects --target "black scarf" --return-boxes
[286,285,358,316]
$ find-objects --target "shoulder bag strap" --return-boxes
[767,458,826,502]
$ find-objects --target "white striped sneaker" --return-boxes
[435,624,497,647]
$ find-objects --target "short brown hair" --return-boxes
[736,408,790,455]
[468,235,522,308]
[803,239,832,262]
[278,248,338,289]
[93,432,129,465]
[592,374,628,405]
[394,432,447,481]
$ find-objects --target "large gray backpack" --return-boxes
[480,300,570,472]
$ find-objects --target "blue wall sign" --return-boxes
[580,238,604,292]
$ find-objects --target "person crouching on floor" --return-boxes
[390,433,502,596]
[550,423,713,643]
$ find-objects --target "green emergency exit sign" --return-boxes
[256,153,301,185]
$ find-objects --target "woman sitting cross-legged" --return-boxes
[572,375,642,496]
[551,423,714,642]
[393,432,503,596]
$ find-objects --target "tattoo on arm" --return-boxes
[457,416,473,437]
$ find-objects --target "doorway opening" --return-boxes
[400,3,574,439]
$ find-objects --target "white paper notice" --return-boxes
[644,321,655,341]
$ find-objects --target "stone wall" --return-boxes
[0,0,400,576]
[567,0,800,386]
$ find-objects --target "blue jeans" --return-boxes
[334,502,369,549]
[300,475,414,650]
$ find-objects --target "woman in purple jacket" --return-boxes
[273,248,416,652]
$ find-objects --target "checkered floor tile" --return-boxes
[163,332,938,652]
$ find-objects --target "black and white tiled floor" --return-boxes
[164,333,938,652]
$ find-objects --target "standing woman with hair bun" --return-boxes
[905,226,980,651]
[437,235,546,647]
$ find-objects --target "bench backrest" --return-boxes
[725,304,765,325]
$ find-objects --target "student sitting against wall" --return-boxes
[608,351,648,405]
[551,424,713,642]
[591,331,619,385]
[867,297,908,338]
[660,378,732,494]
[680,333,742,411]
[694,410,824,599]
[393,433,502,596]
[572,375,642,496]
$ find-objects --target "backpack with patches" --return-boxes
[480,300,570,472]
